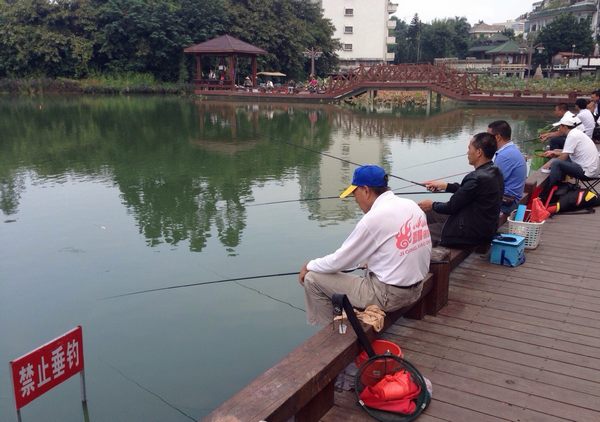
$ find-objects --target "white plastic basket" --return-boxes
[507,210,544,249]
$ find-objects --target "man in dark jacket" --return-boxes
[418,132,504,248]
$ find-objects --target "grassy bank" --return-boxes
[0,73,191,95]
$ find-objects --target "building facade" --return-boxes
[525,0,599,38]
[315,0,398,69]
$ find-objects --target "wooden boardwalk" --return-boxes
[325,211,600,421]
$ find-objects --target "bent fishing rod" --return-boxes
[285,141,427,188]
[103,268,365,300]
[246,170,470,207]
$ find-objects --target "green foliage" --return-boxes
[92,0,229,81]
[0,0,96,78]
[501,28,515,40]
[536,13,594,64]
[395,15,471,63]
[224,0,338,78]
[0,0,337,82]
[391,17,409,64]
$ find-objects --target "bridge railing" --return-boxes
[325,64,478,97]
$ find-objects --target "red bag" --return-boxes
[530,197,550,222]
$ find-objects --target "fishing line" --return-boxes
[102,359,198,421]
[398,153,466,171]
[285,141,427,187]
[234,282,306,313]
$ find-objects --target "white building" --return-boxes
[316,0,398,69]
[525,0,599,39]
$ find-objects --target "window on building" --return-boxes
[344,26,353,34]
[343,44,353,51]
[345,8,353,16]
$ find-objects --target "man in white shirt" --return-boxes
[299,165,432,326]
[575,98,595,138]
[541,113,600,202]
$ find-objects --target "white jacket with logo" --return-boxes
[307,191,431,287]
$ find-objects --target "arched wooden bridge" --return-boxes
[325,63,478,100]
[194,63,585,106]
[323,63,582,105]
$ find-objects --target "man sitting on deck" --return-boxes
[417,132,504,248]
[299,165,432,326]
[539,103,574,150]
[540,113,600,202]
[487,120,527,217]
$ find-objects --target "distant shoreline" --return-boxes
[0,77,191,96]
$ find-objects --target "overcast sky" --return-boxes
[395,0,536,25]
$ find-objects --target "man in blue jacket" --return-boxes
[418,132,504,248]
[487,120,527,217]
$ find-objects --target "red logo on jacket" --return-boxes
[396,216,430,250]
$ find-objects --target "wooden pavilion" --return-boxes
[184,35,267,90]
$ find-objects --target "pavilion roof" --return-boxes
[184,35,267,55]
[486,40,523,55]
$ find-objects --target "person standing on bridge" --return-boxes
[299,165,431,326]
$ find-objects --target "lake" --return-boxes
[0,96,551,421]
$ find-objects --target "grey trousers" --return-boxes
[303,271,423,326]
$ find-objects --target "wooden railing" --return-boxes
[325,64,478,98]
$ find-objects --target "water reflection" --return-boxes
[0,97,556,420]
[0,97,551,253]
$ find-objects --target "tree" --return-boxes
[418,17,471,63]
[536,13,594,65]
[92,0,229,81]
[501,28,515,40]
[406,14,422,62]
[224,0,338,78]
[392,17,409,64]
[420,20,453,63]
[450,16,471,58]
[0,0,97,77]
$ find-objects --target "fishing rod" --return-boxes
[103,267,365,300]
[246,170,471,207]
[102,272,300,299]
[285,141,427,188]
[246,191,445,207]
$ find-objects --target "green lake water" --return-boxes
[0,96,552,421]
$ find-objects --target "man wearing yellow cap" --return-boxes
[299,165,432,326]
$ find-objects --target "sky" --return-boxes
[395,0,536,25]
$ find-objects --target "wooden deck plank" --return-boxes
[439,302,600,341]
[450,273,600,310]
[452,265,600,297]
[404,354,597,421]
[396,316,600,367]
[386,324,600,385]
[386,332,600,398]
[328,209,600,421]
[448,284,600,322]
[448,286,600,329]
